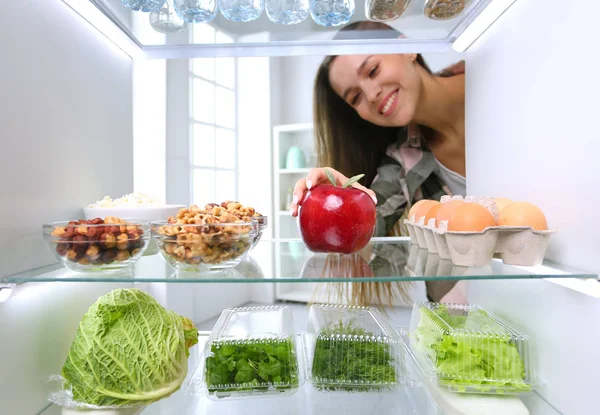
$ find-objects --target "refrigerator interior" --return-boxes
[1,0,599,414]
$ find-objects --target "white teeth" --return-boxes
[381,92,397,114]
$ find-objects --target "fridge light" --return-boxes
[452,0,517,52]
[0,285,14,303]
[60,0,144,59]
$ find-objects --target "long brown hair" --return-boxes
[314,21,432,187]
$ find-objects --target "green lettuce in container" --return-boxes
[54,288,199,409]
[410,302,536,394]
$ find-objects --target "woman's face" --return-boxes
[328,54,422,127]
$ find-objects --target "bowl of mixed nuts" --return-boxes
[152,202,260,272]
[43,217,150,272]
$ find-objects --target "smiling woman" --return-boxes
[290,21,466,238]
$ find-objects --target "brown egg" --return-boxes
[408,199,430,221]
[415,200,441,224]
[495,198,513,213]
[498,202,548,230]
[424,203,443,227]
[448,203,497,232]
[436,200,465,225]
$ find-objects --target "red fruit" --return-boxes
[299,172,376,255]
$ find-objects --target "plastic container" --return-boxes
[409,302,537,395]
[197,306,303,399]
[43,219,150,272]
[366,0,410,22]
[424,0,468,20]
[304,304,406,391]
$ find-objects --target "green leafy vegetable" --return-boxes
[312,320,397,391]
[205,338,299,393]
[61,288,199,407]
[414,305,530,393]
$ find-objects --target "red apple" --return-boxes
[299,172,377,254]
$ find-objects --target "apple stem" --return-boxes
[342,174,365,189]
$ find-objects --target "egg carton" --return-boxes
[404,196,556,267]
[405,244,494,278]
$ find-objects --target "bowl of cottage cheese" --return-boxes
[84,193,185,256]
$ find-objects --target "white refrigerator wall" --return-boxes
[0,1,135,413]
[465,0,599,275]
[0,0,134,277]
[466,0,600,414]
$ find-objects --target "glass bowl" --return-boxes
[251,215,268,248]
[152,220,258,272]
[43,219,150,272]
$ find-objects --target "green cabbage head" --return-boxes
[61,288,199,407]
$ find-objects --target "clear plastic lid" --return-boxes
[409,302,537,394]
[304,304,406,391]
[198,306,303,399]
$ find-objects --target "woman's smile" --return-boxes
[378,89,399,116]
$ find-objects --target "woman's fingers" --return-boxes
[290,168,378,217]
[290,177,307,217]
[351,182,378,205]
[305,167,348,189]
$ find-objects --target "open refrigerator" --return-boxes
[1,0,599,414]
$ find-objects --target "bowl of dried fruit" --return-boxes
[43,217,150,272]
[152,202,259,272]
